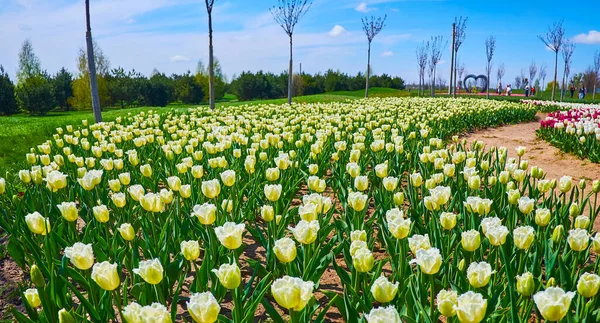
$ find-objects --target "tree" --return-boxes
[0,65,18,115]
[496,63,505,86]
[528,61,538,91]
[70,46,110,110]
[52,67,73,110]
[174,72,204,104]
[560,40,575,101]
[196,58,226,102]
[539,64,547,92]
[146,71,173,107]
[429,36,446,97]
[520,69,527,89]
[515,76,522,90]
[15,74,55,115]
[592,50,600,100]
[361,15,386,98]
[205,0,218,110]
[85,0,102,122]
[270,0,312,105]
[416,41,429,97]
[538,20,565,101]
[452,16,467,98]
[17,39,41,83]
[485,35,496,98]
[457,62,466,92]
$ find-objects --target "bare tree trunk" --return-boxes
[594,83,597,100]
[288,36,293,105]
[561,69,566,101]
[486,71,490,99]
[453,52,458,98]
[552,51,558,101]
[85,0,101,123]
[365,42,371,98]
[432,68,436,97]
[419,75,422,97]
[208,7,215,110]
[449,23,455,96]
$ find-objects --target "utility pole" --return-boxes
[449,23,456,97]
[85,0,102,123]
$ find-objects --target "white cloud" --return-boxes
[573,30,600,44]
[381,51,393,57]
[170,55,190,62]
[355,2,370,12]
[328,25,348,37]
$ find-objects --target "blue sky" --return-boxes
[0,0,599,84]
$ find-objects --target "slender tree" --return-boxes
[17,39,41,83]
[448,22,455,96]
[485,35,496,98]
[592,50,600,100]
[205,0,217,110]
[416,41,429,97]
[452,16,468,98]
[85,0,102,122]
[457,62,466,93]
[539,64,547,92]
[270,0,312,105]
[361,15,386,98]
[528,60,538,90]
[538,20,565,101]
[429,36,446,97]
[560,40,575,101]
[496,63,505,87]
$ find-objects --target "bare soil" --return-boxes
[461,112,600,232]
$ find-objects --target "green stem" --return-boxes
[430,274,436,321]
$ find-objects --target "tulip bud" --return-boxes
[592,180,600,193]
[118,223,135,241]
[91,261,120,291]
[370,275,399,303]
[579,179,586,190]
[212,263,241,289]
[181,240,200,261]
[31,264,45,287]
[546,277,557,288]
[458,259,466,271]
[569,203,580,217]
[187,292,220,323]
[393,192,404,206]
[436,290,457,317]
[273,237,297,263]
[352,247,374,272]
[577,273,600,298]
[516,272,535,296]
[24,288,41,308]
[574,215,590,229]
[551,225,564,243]
[133,259,164,285]
[58,309,76,323]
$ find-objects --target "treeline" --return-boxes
[0,39,406,116]
[0,40,227,116]
[230,70,405,101]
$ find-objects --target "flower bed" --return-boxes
[1,97,599,323]
[538,106,600,163]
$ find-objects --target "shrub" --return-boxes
[15,75,55,115]
[0,65,18,115]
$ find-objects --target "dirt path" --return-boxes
[462,113,600,231]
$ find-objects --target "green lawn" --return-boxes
[0,88,409,174]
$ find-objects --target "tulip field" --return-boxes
[1,97,600,323]
[538,105,600,163]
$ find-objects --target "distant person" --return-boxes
[497,82,502,95]
[525,84,530,97]
[506,84,512,96]
[570,85,576,98]
[579,86,585,99]
[531,86,536,96]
